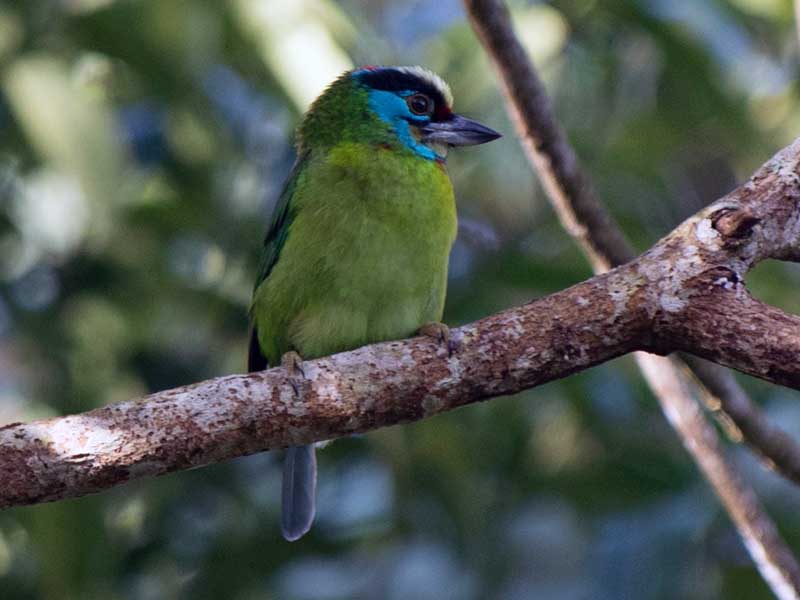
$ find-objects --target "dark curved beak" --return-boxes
[421,114,502,147]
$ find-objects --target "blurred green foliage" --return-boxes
[1,1,799,599]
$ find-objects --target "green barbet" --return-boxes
[249,66,500,541]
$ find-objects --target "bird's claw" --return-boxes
[418,321,458,357]
[281,351,306,397]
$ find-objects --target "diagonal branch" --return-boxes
[463,0,800,487]
[0,273,643,508]
[462,0,631,273]
[796,0,800,52]
[636,353,800,600]
[684,355,800,482]
[1,138,800,512]
[463,0,800,596]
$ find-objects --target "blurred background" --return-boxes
[1,0,799,598]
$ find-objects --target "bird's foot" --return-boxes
[418,321,458,356]
[281,351,306,397]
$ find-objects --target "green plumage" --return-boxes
[249,66,499,541]
[251,142,456,365]
[250,74,456,366]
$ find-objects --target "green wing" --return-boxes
[253,152,309,290]
[249,152,309,372]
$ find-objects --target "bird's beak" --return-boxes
[420,114,502,147]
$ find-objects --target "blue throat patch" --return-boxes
[363,88,441,161]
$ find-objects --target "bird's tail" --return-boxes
[281,444,317,541]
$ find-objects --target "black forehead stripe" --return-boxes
[355,69,447,108]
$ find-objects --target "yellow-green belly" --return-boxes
[252,142,457,365]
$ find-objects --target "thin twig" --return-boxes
[463,0,800,596]
[683,355,800,483]
[462,0,800,485]
[637,354,800,599]
[795,0,800,52]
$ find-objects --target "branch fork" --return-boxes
[1,138,800,511]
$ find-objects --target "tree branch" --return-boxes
[0,268,642,508]
[636,353,800,599]
[463,0,800,596]
[795,0,800,53]
[2,138,800,508]
[463,0,800,488]
[462,0,631,273]
[684,355,800,483]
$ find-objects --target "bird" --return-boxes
[248,65,501,541]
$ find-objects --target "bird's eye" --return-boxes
[407,94,433,116]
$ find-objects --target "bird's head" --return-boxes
[297,66,501,161]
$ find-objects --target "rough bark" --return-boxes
[463,3,800,594]
[463,0,800,487]
[2,137,800,512]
